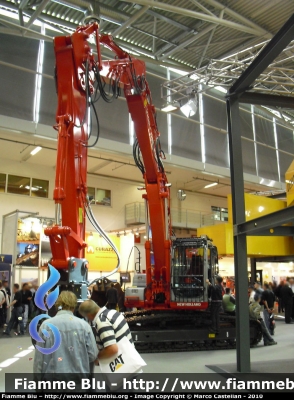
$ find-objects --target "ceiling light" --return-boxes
[25,186,38,191]
[204,182,218,189]
[30,146,42,156]
[180,98,197,118]
[161,103,179,112]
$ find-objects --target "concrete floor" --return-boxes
[0,317,293,392]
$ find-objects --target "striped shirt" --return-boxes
[94,307,133,350]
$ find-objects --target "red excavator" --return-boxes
[45,15,261,352]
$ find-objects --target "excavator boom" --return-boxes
[46,20,262,352]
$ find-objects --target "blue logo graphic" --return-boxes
[29,264,61,355]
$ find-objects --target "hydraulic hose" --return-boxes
[85,199,121,285]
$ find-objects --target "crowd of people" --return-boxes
[249,278,294,325]
[0,280,120,337]
[207,275,294,347]
[0,280,42,336]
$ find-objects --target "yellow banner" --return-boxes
[85,233,120,272]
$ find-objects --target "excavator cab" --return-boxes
[171,236,218,304]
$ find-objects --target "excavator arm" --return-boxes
[46,22,171,307]
[45,20,262,352]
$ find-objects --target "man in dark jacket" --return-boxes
[281,281,293,324]
[275,280,285,313]
[3,284,25,336]
[106,283,118,310]
[261,283,276,333]
[206,276,224,334]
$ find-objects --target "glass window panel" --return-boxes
[39,75,57,126]
[156,111,168,154]
[146,73,164,109]
[7,175,30,195]
[211,206,221,221]
[221,210,228,222]
[211,206,228,221]
[254,115,275,147]
[0,173,6,192]
[39,42,56,125]
[43,41,55,77]
[171,115,202,161]
[0,35,39,121]
[92,98,129,144]
[205,127,229,168]
[240,109,253,139]
[276,123,294,153]
[88,187,96,202]
[257,144,279,181]
[203,95,227,131]
[31,178,49,198]
[96,188,111,206]
[241,139,256,175]
[0,66,35,121]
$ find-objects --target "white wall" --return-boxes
[170,186,227,213]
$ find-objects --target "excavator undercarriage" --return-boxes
[124,309,262,353]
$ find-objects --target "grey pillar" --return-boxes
[227,97,251,372]
[250,258,257,285]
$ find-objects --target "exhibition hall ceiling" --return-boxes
[0,0,293,72]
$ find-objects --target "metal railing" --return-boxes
[125,202,225,229]
[125,202,146,225]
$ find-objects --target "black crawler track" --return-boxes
[124,310,262,353]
